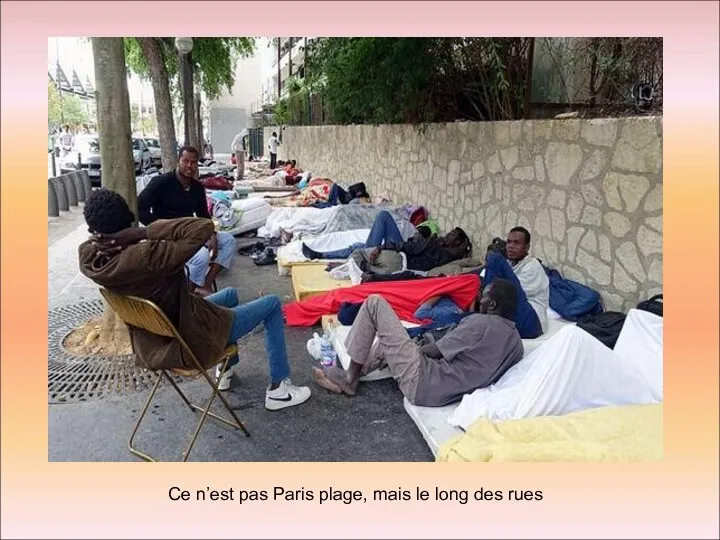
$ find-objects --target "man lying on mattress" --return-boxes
[465,227,549,339]
[312,279,524,408]
[339,235,546,341]
[301,209,472,275]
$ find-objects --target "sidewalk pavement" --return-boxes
[48,210,433,462]
[49,206,101,310]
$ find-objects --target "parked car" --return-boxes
[144,137,162,168]
[60,136,152,186]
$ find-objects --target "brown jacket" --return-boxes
[78,218,234,370]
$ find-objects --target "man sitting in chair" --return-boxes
[78,189,311,411]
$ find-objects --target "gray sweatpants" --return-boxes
[350,248,404,275]
[345,294,422,402]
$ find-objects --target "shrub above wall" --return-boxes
[278,116,663,312]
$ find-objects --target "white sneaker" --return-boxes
[215,365,233,391]
[265,378,311,411]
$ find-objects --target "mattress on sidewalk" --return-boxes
[404,398,463,457]
[403,316,577,456]
[276,229,370,276]
[214,198,273,236]
[291,263,355,301]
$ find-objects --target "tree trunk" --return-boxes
[196,94,203,156]
[91,37,134,345]
[93,38,136,209]
[179,52,198,149]
[277,37,282,99]
[523,37,535,118]
[137,37,178,172]
[588,38,600,107]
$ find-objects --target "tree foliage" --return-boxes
[293,37,662,125]
[48,81,63,128]
[305,38,436,124]
[302,38,535,125]
[124,38,255,100]
[48,81,92,129]
[273,76,325,125]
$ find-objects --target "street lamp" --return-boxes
[174,37,193,55]
[175,37,194,147]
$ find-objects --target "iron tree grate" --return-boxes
[48,300,182,404]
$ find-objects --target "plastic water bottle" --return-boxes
[320,335,335,367]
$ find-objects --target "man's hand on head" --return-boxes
[91,227,147,256]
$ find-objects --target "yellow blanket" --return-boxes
[437,404,662,462]
[290,263,354,301]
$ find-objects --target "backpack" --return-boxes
[636,294,663,317]
[543,265,604,321]
[576,311,627,349]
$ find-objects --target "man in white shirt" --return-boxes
[59,125,75,157]
[267,131,280,169]
[230,129,248,180]
[480,227,549,339]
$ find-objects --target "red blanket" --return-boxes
[283,274,481,327]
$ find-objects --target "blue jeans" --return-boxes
[319,210,405,259]
[186,231,236,287]
[205,288,291,384]
[478,252,543,339]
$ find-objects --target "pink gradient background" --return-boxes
[2,1,719,538]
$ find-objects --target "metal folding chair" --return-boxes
[99,288,250,462]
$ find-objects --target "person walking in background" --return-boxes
[268,131,281,169]
[230,129,247,180]
[59,125,75,157]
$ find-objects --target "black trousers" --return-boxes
[270,152,277,169]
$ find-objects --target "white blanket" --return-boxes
[613,308,663,400]
[277,229,372,265]
[447,309,663,429]
[275,226,419,267]
[258,205,416,240]
[259,207,334,238]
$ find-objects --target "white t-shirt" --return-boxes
[512,256,550,332]
[268,136,279,154]
[60,132,74,148]
[231,130,248,151]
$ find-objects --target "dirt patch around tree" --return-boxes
[62,317,133,357]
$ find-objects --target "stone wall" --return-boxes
[268,117,663,312]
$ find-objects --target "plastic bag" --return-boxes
[306,332,322,360]
[328,258,364,284]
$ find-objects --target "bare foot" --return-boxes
[323,365,359,396]
[312,368,343,394]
